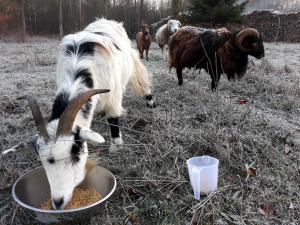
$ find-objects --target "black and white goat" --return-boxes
[2,19,154,209]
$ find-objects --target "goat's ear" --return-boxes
[1,135,38,156]
[79,129,105,144]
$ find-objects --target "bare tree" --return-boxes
[140,0,144,22]
[79,0,82,29]
[104,0,108,17]
[58,0,63,39]
[171,0,182,19]
[21,1,26,42]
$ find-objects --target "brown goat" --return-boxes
[169,26,265,89]
[136,24,151,60]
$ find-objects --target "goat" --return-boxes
[136,24,151,60]
[169,26,265,89]
[155,19,181,58]
[2,19,155,209]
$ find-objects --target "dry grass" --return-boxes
[0,39,299,225]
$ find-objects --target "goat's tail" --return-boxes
[129,49,152,96]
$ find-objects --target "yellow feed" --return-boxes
[41,187,102,210]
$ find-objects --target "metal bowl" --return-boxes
[12,166,116,224]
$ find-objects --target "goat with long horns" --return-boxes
[2,19,155,210]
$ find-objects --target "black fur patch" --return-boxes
[65,45,75,56]
[71,126,84,164]
[78,42,97,57]
[145,94,153,101]
[81,99,92,119]
[49,92,70,122]
[75,69,94,88]
[93,32,105,36]
[113,43,120,51]
[65,42,97,57]
[107,117,120,139]
[47,157,55,164]
[53,198,64,208]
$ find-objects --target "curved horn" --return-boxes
[56,89,110,139]
[19,96,50,142]
[235,28,259,52]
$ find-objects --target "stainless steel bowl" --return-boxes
[12,166,116,224]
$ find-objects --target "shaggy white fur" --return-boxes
[155,19,181,58]
[3,18,154,209]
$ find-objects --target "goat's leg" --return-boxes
[139,48,143,59]
[107,117,122,152]
[210,73,221,90]
[146,48,149,61]
[105,93,124,152]
[176,67,183,86]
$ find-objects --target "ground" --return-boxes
[0,39,299,225]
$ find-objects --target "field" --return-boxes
[0,39,299,225]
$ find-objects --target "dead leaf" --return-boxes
[245,163,257,180]
[124,212,140,225]
[191,213,200,225]
[237,98,249,105]
[259,204,274,218]
[122,187,144,199]
[248,167,257,176]
[127,187,138,196]
[148,181,158,190]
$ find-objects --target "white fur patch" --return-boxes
[109,135,123,152]
[79,129,105,144]
[147,99,155,107]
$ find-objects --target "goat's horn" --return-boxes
[56,89,110,139]
[235,28,259,52]
[19,96,50,142]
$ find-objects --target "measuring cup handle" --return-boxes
[191,167,202,200]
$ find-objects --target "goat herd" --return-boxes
[137,19,265,89]
[2,18,265,210]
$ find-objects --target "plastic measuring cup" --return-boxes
[187,155,219,200]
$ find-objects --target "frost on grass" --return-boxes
[0,40,299,225]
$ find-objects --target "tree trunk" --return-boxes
[134,0,138,31]
[104,0,108,17]
[59,0,63,39]
[21,0,26,42]
[172,0,182,19]
[79,0,82,29]
[140,0,144,23]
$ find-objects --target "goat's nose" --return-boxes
[53,197,64,209]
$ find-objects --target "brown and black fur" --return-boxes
[136,24,151,60]
[169,26,265,89]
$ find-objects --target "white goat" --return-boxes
[2,19,154,209]
[155,19,181,58]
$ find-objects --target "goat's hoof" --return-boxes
[178,79,183,86]
[146,101,156,108]
[109,144,120,152]
[109,137,123,152]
